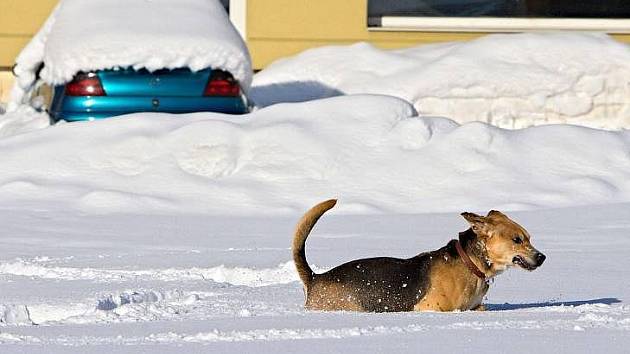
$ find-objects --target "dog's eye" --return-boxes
[512,236,523,244]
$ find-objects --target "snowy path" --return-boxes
[1,202,629,353]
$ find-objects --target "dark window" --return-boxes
[368,0,630,19]
[220,0,230,13]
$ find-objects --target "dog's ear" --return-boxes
[461,212,486,232]
[487,210,506,218]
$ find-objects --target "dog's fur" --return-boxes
[293,199,546,312]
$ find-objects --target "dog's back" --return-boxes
[292,199,434,312]
[306,255,433,312]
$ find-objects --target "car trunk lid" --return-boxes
[97,68,211,97]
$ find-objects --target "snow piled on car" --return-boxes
[252,33,630,130]
[0,95,629,215]
[10,0,251,108]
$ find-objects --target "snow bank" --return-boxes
[252,33,630,130]
[0,260,301,287]
[0,305,33,326]
[0,95,629,215]
[10,0,251,108]
[0,106,49,139]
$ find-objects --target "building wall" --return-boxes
[0,0,58,67]
[0,0,58,102]
[246,0,630,70]
[247,0,484,69]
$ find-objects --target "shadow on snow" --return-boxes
[250,81,343,107]
[486,297,621,311]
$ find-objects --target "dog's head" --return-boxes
[461,210,545,273]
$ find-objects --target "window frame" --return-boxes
[368,16,630,33]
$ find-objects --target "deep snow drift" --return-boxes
[0,95,629,215]
[10,0,251,109]
[252,33,630,129]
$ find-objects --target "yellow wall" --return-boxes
[0,71,14,103]
[246,0,493,68]
[0,0,57,102]
[0,0,59,67]
[247,0,630,69]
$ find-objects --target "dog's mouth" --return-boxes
[512,255,537,271]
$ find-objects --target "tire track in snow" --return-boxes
[145,325,429,343]
[3,313,630,346]
[1,325,430,345]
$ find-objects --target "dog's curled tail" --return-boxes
[293,199,337,288]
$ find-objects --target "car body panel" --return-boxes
[49,68,248,122]
[98,68,209,97]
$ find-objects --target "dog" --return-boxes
[292,199,545,312]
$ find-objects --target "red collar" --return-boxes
[454,239,486,280]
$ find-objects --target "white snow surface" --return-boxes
[0,95,629,215]
[252,33,630,129]
[0,203,629,352]
[0,106,49,139]
[10,0,251,108]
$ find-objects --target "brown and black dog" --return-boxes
[293,199,546,312]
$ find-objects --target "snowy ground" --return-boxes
[0,201,629,353]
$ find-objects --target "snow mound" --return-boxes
[0,260,301,287]
[10,0,251,107]
[0,95,629,214]
[0,304,33,326]
[0,106,49,138]
[96,290,198,311]
[0,96,630,214]
[252,33,630,130]
[13,289,201,325]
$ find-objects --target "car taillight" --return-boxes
[204,70,240,97]
[65,73,106,96]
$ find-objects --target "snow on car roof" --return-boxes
[13,0,251,93]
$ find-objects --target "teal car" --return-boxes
[49,67,249,122]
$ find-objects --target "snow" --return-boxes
[1,92,629,352]
[0,95,629,215]
[252,33,630,129]
[0,106,49,139]
[0,203,629,352]
[9,0,251,109]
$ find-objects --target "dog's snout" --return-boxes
[535,252,546,266]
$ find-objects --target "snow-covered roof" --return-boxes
[12,0,251,100]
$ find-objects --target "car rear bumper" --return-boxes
[50,95,249,122]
